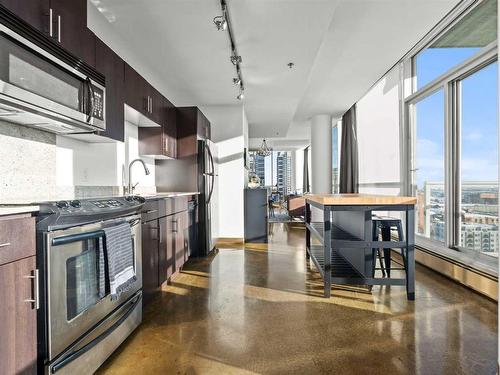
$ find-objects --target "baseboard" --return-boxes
[215,237,244,248]
[415,248,498,301]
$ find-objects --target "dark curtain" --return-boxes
[303,146,310,193]
[339,105,359,193]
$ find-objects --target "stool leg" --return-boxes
[381,226,392,278]
[396,222,406,270]
[374,226,386,277]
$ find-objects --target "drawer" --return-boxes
[141,200,160,222]
[0,216,35,266]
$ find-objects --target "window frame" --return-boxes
[405,4,498,257]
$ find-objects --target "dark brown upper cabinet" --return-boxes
[139,96,177,159]
[0,0,49,33]
[48,0,95,65]
[0,0,95,66]
[124,63,162,122]
[176,107,211,158]
[95,38,124,142]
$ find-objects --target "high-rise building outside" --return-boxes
[276,152,292,196]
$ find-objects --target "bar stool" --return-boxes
[372,216,406,277]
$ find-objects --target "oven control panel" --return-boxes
[49,196,146,215]
[91,199,123,208]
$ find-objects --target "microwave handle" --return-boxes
[85,77,95,123]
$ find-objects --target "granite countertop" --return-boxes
[0,205,40,216]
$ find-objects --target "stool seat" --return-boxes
[372,216,406,278]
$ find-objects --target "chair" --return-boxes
[372,216,406,277]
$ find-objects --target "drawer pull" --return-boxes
[0,242,11,248]
[142,210,158,215]
[24,269,40,310]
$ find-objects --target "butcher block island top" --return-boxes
[305,193,417,206]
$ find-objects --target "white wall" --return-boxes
[356,65,402,196]
[199,105,246,239]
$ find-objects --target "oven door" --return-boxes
[46,215,142,361]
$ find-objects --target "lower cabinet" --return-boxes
[158,211,189,286]
[0,214,37,375]
[141,198,191,306]
[141,219,160,305]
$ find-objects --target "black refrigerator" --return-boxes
[155,139,217,257]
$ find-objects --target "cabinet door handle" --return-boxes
[148,97,150,113]
[142,209,158,215]
[0,242,11,248]
[57,15,61,43]
[49,8,53,37]
[24,269,40,310]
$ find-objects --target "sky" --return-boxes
[415,47,498,188]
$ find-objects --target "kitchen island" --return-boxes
[305,194,417,300]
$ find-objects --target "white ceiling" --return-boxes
[90,0,460,148]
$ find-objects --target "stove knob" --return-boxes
[125,196,134,202]
[56,201,69,209]
[70,200,81,208]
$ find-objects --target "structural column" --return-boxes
[311,114,333,194]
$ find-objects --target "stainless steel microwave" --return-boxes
[0,23,105,134]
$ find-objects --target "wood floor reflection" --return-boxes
[97,223,498,375]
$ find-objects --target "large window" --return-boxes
[414,0,497,89]
[249,150,294,195]
[409,0,498,258]
[459,63,498,255]
[414,89,445,242]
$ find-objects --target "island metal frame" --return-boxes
[305,199,415,300]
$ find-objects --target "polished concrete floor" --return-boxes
[98,223,498,375]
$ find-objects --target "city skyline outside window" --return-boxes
[249,150,294,196]
[414,89,445,242]
[459,62,498,255]
[412,0,498,257]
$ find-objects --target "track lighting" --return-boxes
[230,55,242,65]
[215,0,246,101]
[213,15,227,31]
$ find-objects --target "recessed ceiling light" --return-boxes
[288,62,295,69]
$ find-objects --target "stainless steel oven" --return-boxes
[36,197,145,374]
[0,23,105,134]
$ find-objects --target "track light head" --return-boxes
[213,16,227,31]
[230,55,242,65]
[233,78,241,85]
[237,88,245,100]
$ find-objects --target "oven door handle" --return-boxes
[50,292,142,374]
[52,230,105,246]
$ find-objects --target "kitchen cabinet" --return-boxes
[141,201,160,306]
[0,214,37,375]
[139,96,177,159]
[124,63,158,120]
[0,0,49,33]
[47,0,94,64]
[177,107,211,158]
[174,210,189,272]
[0,0,95,65]
[95,38,124,142]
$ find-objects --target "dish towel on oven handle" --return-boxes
[98,222,136,300]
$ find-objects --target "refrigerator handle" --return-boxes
[205,143,215,204]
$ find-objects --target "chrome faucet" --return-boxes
[128,158,150,194]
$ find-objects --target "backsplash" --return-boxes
[0,120,156,203]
